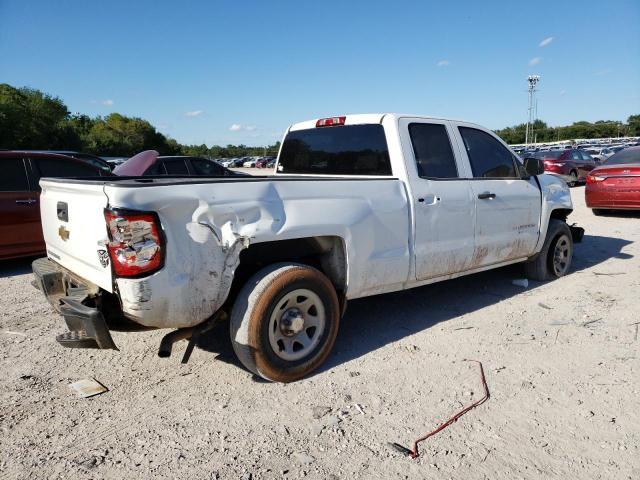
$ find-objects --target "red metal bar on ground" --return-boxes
[392,359,490,459]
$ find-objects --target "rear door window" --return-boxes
[164,159,189,174]
[408,123,458,179]
[35,156,98,179]
[190,158,226,175]
[1,157,29,191]
[278,124,391,175]
[458,127,518,178]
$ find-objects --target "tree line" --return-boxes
[0,83,280,158]
[1,83,637,156]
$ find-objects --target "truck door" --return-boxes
[398,119,476,280]
[454,125,541,266]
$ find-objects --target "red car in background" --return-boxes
[530,149,597,186]
[585,146,640,215]
[0,151,108,260]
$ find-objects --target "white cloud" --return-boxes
[437,60,450,67]
[539,36,554,47]
[185,110,203,117]
[594,68,611,76]
[229,124,256,132]
[529,57,541,66]
[101,99,114,106]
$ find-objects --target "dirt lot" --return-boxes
[1,186,638,479]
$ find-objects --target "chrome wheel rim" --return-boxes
[552,234,571,276]
[268,289,326,361]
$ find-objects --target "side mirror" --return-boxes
[523,157,545,176]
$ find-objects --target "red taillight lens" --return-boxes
[104,209,164,277]
[586,174,605,184]
[316,116,346,127]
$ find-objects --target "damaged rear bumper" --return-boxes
[32,257,117,350]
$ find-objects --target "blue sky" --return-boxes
[1,0,639,146]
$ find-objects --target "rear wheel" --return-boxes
[229,263,340,382]
[525,219,573,281]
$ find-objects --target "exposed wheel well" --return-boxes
[224,236,347,311]
[550,208,572,222]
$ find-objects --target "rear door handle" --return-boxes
[477,192,496,200]
[15,199,37,205]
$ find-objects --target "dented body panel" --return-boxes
[37,113,574,332]
[103,178,410,327]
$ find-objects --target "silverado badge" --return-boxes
[58,225,70,241]
[98,250,110,268]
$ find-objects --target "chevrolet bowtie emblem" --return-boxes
[58,225,70,241]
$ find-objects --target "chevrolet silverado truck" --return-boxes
[32,114,581,382]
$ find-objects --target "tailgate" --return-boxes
[40,180,113,292]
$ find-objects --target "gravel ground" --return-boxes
[1,186,638,479]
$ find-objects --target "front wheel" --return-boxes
[230,263,340,382]
[525,219,573,281]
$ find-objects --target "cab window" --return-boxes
[458,127,518,178]
[408,123,458,179]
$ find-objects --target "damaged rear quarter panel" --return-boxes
[105,178,410,328]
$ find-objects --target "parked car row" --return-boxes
[219,156,276,169]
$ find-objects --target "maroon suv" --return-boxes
[530,149,596,186]
[0,151,109,261]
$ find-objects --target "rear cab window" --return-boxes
[277,124,392,175]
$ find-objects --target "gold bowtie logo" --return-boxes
[58,225,70,241]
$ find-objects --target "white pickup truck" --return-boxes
[33,114,582,382]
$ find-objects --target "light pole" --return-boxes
[525,75,540,147]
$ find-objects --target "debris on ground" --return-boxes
[538,302,552,310]
[390,360,490,459]
[312,406,331,419]
[68,378,108,398]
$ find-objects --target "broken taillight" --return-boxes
[104,208,164,277]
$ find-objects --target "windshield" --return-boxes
[278,124,391,175]
[604,147,640,165]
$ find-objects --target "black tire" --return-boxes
[568,170,578,187]
[229,263,340,382]
[524,219,573,281]
[592,208,605,216]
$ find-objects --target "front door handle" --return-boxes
[477,192,496,200]
[15,199,37,205]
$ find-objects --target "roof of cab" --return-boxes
[288,113,470,132]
